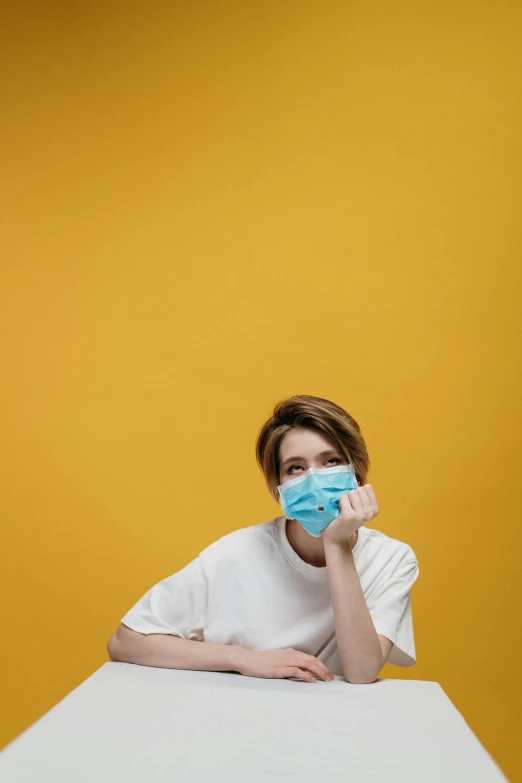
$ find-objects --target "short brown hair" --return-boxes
[255,394,370,503]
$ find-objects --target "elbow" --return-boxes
[343,656,384,684]
[107,630,123,662]
[345,675,378,684]
[344,666,381,684]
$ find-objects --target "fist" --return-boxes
[322,484,379,545]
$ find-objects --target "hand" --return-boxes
[322,484,379,546]
[235,648,335,683]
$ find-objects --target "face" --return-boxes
[278,427,347,486]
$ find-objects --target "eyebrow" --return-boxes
[280,450,341,470]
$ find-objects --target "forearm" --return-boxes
[107,624,246,673]
[324,539,383,683]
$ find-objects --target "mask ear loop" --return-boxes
[334,449,358,486]
[347,460,359,487]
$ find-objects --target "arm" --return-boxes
[111,558,334,683]
[107,625,334,682]
[323,483,395,684]
[324,539,392,683]
[107,624,246,673]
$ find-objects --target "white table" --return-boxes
[0,662,508,782]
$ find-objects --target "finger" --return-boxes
[285,667,317,683]
[299,655,333,681]
[307,662,334,681]
[295,659,330,681]
[348,488,367,520]
[274,664,314,682]
[338,494,355,517]
[364,483,379,514]
[357,486,374,518]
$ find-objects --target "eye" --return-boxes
[288,457,341,473]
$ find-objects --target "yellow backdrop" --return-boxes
[1,1,520,780]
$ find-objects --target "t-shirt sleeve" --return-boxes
[120,556,207,640]
[366,553,420,667]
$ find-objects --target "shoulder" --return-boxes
[357,527,419,596]
[358,525,418,568]
[198,517,280,567]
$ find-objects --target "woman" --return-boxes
[108,395,419,684]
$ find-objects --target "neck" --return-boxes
[286,518,358,568]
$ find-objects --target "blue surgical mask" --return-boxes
[277,464,359,537]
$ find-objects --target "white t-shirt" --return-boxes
[121,517,420,676]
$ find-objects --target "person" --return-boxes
[108,395,419,684]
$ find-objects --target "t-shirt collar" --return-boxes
[276,516,364,577]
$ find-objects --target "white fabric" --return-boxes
[121,518,420,675]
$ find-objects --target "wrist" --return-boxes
[323,535,355,553]
[228,645,250,674]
